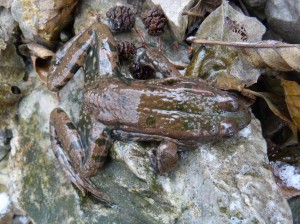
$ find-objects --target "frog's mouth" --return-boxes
[224,108,252,132]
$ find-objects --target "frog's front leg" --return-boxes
[150,140,179,174]
[49,108,113,204]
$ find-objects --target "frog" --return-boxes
[47,21,251,205]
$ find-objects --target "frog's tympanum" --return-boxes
[48,22,251,204]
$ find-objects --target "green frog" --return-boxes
[48,21,251,205]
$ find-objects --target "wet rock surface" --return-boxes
[265,0,300,43]
[9,69,293,223]
[11,0,78,41]
[0,7,17,44]
[0,0,297,223]
[242,0,266,8]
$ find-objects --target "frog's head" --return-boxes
[217,93,252,137]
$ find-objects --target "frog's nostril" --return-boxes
[11,86,21,95]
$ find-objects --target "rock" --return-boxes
[0,0,13,8]
[288,195,300,224]
[242,0,266,8]
[0,7,17,43]
[0,44,31,128]
[147,0,195,41]
[10,74,293,223]
[0,193,32,224]
[241,0,266,19]
[5,0,293,223]
[265,0,300,43]
[114,118,293,223]
[11,0,78,41]
[0,192,14,224]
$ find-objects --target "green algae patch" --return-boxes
[17,114,83,224]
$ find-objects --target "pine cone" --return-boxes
[130,63,155,80]
[117,41,137,59]
[106,6,135,32]
[143,7,167,36]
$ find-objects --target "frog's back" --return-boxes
[85,77,251,141]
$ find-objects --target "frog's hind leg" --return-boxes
[77,108,113,178]
[49,108,112,205]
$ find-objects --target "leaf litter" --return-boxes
[186,1,300,198]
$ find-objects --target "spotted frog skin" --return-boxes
[48,22,251,204]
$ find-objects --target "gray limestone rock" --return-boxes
[0,0,13,8]
[2,0,294,223]
[0,193,13,224]
[11,0,77,41]
[9,73,293,223]
[242,0,266,8]
[265,0,300,43]
[0,7,17,43]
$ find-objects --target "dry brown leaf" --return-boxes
[187,39,300,72]
[19,43,55,59]
[183,0,222,29]
[281,80,300,128]
[243,89,291,123]
[31,56,52,84]
[18,43,54,84]
[42,0,78,41]
[241,41,300,72]
[185,2,265,90]
[243,88,299,141]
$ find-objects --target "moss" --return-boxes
[146,115,156,127]
[219,206,228,214]
[18,114,82,223]
[149,179,163,193]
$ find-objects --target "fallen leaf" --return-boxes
[187,39,300,72]
[19,43,55,59]
[42,0,78,41]
[185,1,265,90]
[183,0,222,30]
[31,56,51,84]
[18,43,54,84]
[243,88,299,142]
[281,80,300,128]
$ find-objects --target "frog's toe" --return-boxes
[149,140,178,174]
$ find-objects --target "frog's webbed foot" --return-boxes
[138,49,182,78]
[149,140,178,174]
[49,108,112,205]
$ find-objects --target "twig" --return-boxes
[186,37,299,48]
[134,27,148,49]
